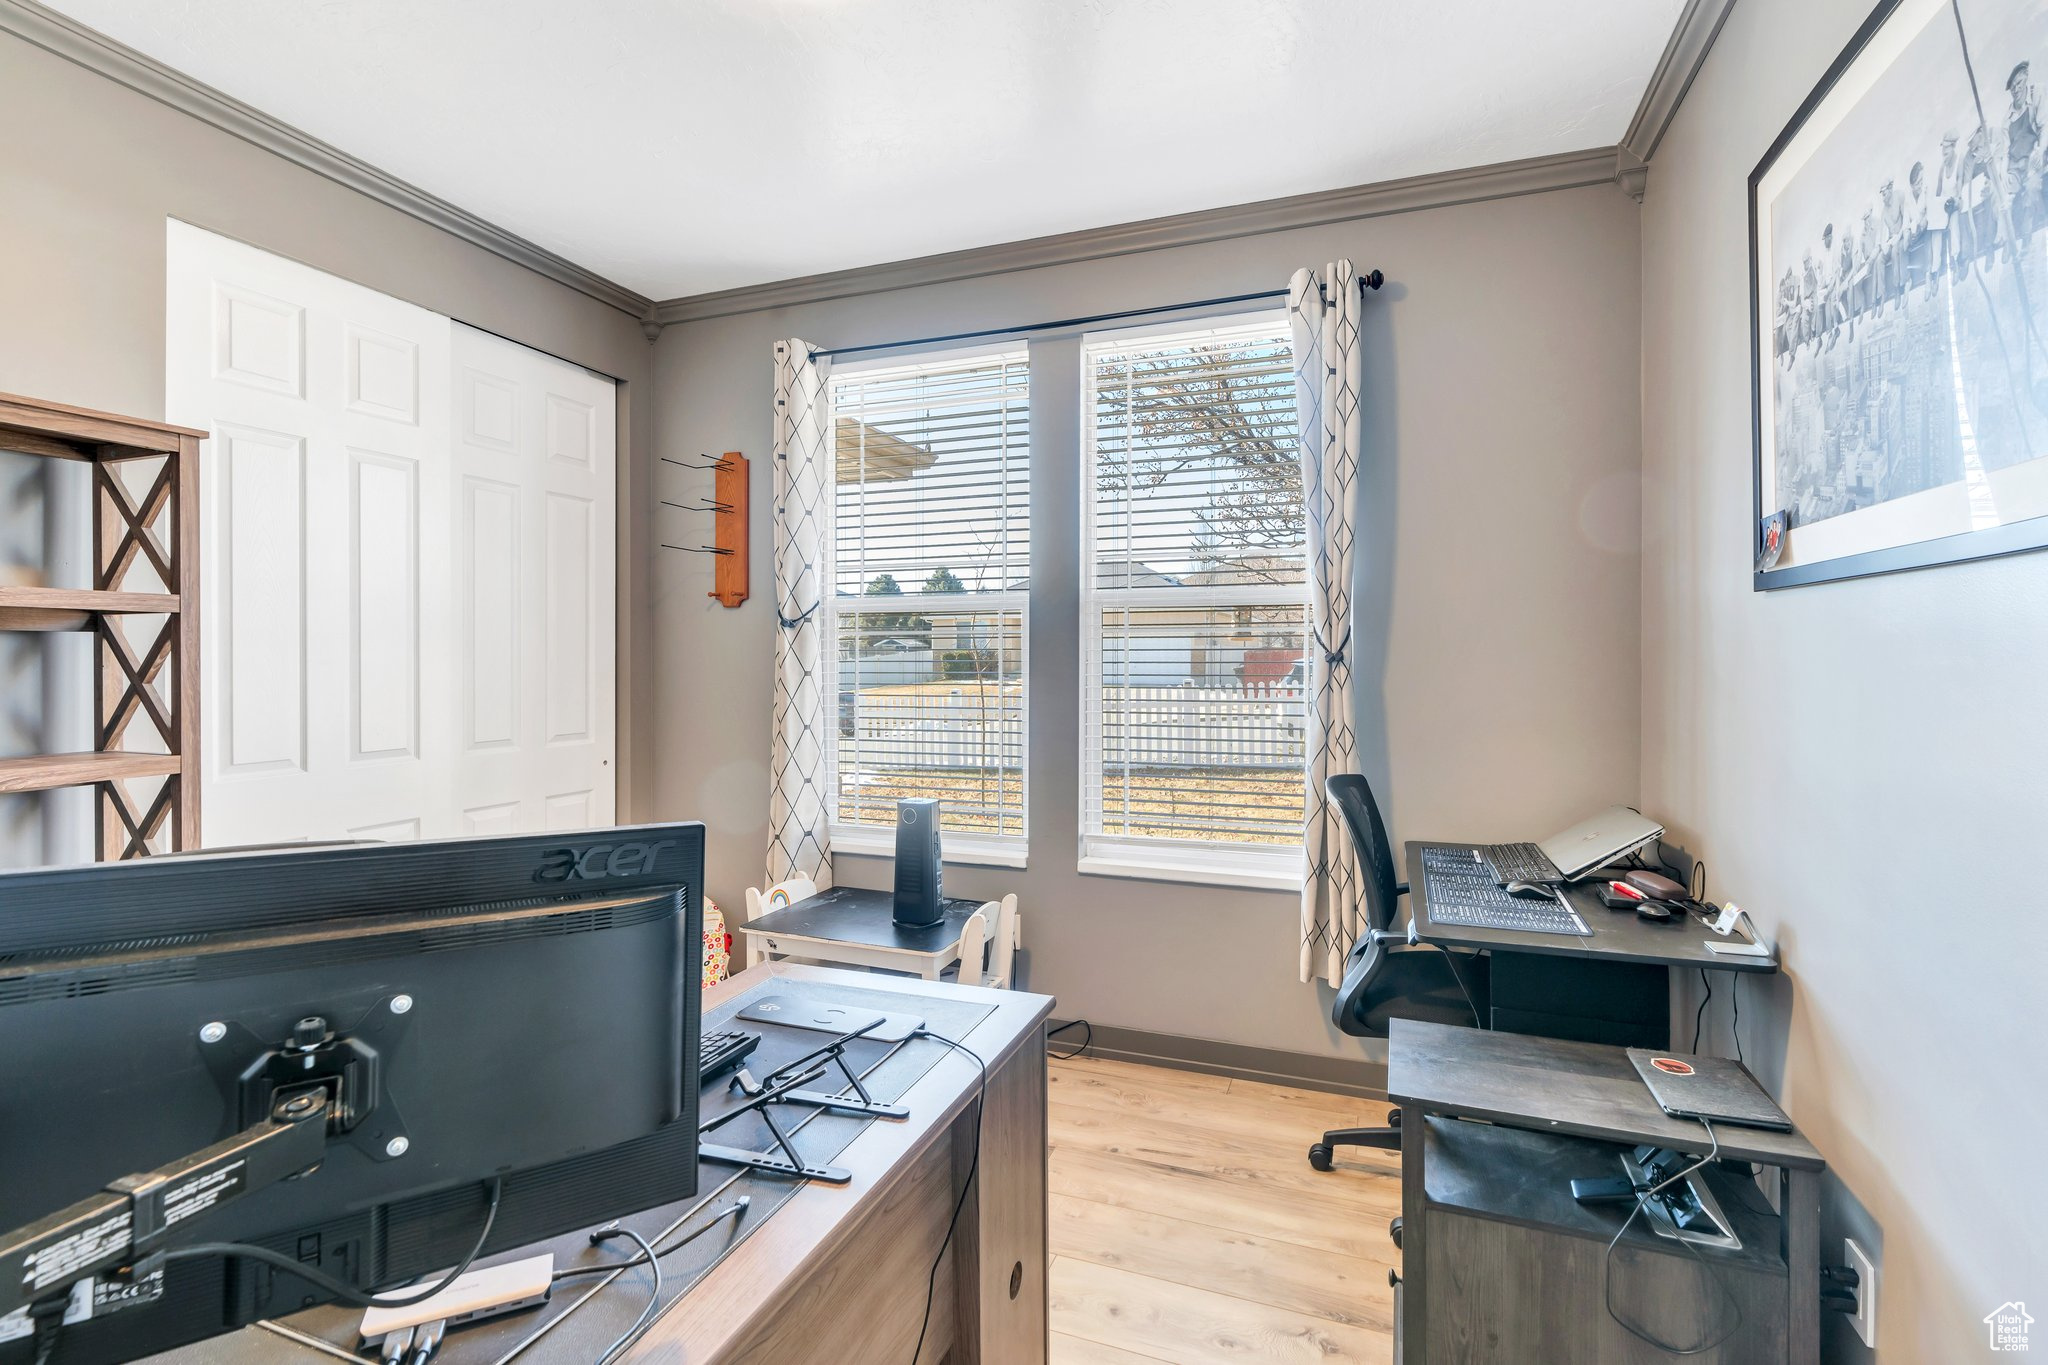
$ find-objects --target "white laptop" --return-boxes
[1487,807,1664,884]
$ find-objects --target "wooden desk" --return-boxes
[740,886,987,980]
[629,963,1052,1363]
[152,964,1053,1365]
[1386,1020,1824,1365]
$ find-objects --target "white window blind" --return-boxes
[826,346,1029,862]
[1081,317,1307,884]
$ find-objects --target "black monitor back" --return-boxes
[0,825,705,1363]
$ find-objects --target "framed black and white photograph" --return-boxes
[1751,0,2048,588]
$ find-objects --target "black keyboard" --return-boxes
[1481,841,1564,885]
[1421,848,1590,936]
[700,1027,761,1081]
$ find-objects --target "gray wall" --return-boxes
[1640,2,2048,1359]
[654,181,1645,1061]
[0,31,659,859]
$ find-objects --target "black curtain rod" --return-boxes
[807,269,1384,362]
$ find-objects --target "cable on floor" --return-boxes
[1048,1019,1092,1060]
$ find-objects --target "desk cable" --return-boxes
[1692,969,1714,1052]
[161,1176,503,1309]
[1403,913,1486,1029]
[585,1227,660,1365]
[1602,1117,1745,1355]
[551,1197,752,1287]
[1681,856,1744,1065]
[530,1027,927,1364]
[905,1028,989,1365]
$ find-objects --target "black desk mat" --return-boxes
[141,979,995,1364]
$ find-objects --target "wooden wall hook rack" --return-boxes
[706,452,748,607]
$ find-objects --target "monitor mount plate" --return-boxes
[199,993,415,1164]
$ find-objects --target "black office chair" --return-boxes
[1307,774,1490,1183]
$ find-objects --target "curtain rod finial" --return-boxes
[1363,269,1385,292]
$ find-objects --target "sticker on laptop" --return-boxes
[1648,1057,1695,1076]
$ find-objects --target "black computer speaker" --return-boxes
[892,799,944,928]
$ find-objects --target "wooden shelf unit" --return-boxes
[0,392,204,860]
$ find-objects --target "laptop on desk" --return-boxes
[1481,807,1664,885]
[1628,1049,1794,1131]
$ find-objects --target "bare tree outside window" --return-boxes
[1084,319,1310,860]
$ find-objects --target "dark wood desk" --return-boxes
[739,887,988,980]
[1387,1020,1823,1365]
[1387,1019,1821,1170]
[1406,841,1779,972]
[1406,841,1779,1047]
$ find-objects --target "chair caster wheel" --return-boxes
[1388,1108,1401,1129]
[1308,1143,1334,1171]
[1389,1216,1404,1250]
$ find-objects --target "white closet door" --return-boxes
[169,221,454,845]
[450,325,616,836]
[166,224,616,847]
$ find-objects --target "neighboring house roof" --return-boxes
[1007,560,1181,592]
[1101,560,1184,589]
[836,417,936,483]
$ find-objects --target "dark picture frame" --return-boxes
[1750,0,2048,589]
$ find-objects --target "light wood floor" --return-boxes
[1046,1053,1402,1365]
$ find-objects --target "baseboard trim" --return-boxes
[1048,1019,1388,1101]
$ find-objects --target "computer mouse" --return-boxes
[1635,901,1676,924]
[1504,881,1557,899]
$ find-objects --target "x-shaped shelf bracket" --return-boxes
[95,458,177,592]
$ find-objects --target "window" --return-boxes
[826,346,1029,865]
[1081,317,1307,888]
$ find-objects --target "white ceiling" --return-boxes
[47,0,1684,301]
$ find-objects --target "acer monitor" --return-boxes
[0,824,704,1364]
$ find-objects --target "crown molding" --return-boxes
[651,146,1625,328]
[1621,0,1740,165]
[0,0,655,321]
[6,0,1692,332]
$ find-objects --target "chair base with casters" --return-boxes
[1307,1106,1400,1171]
[1304,928,1484,1173]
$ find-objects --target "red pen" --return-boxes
[1607,880,1646,900]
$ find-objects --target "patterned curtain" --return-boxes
[1289,263,1363,987]
[767,339,834,889]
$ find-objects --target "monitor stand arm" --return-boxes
[0,1090,331,1322]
